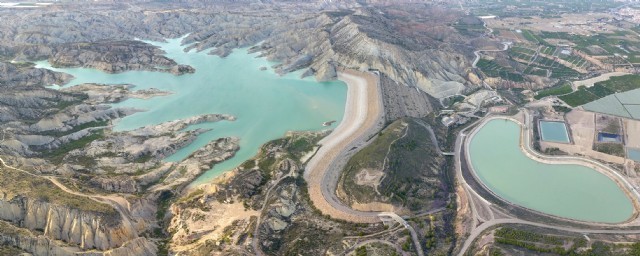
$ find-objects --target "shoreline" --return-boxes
[303,69,385,223]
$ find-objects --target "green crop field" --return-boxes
[538,31,639,56]
[534,84,573,100]
[559,75,640,107]
[524,67,548,77]
[522,30,546,45]
[598,74,640,92]
[541,46,556,55]
[523,56,581,79]
[559,87,600,107]
[477,59,525,82]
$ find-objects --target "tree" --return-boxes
[355,246,367,256]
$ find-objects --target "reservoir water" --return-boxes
[629,148,640,162]
[469,119,634,223]
[539,121,570,143]
[36,37,347,185]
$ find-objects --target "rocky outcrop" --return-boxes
[127,114,236,137]
[379,73,438,120]
[42,41,195,75]
[159,137,240,190]
[0,195,134,251]
[28,104,136,134]
[2,2,478,99]
[62,84,172,104]
[0,220,156,256]
[90,177,138,194]
[81,114,235,163]
[169,64,195,75]
[258,182,301,251]
[227,169,265,199]
[242,9,470,98]
[0,62,72,87]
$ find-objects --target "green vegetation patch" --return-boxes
[0,166,117,217]
[492,226,640,256]
[597,74,640,92]
[340,119,446,211]
[39,120,108,137]
[477,59,525,82]
[528,56,581,79]
[558,87,600,107]
[559,75,640,106]
[41,130,104,164]
[521,30,545,45]
[494,227,585,255]
[594,143,625,157]
[534,83,573,100]
[339,121,406,203]
[539,31,639,56]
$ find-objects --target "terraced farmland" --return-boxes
[476,58,525,82]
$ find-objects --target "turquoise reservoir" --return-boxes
[37,37,347,185]
[539,121,570,143]
[469,119,634,223]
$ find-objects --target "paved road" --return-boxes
[471,42,509,68]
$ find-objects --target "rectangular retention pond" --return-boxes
[629,148,640,162]
[539,120,571,143]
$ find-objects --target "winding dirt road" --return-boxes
[0,157,137,234]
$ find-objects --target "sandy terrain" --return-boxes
[354,168,384,188]
[304,69,384,223]
[171,199,257,251]
[540,110,625,164]
[625,119,640,149]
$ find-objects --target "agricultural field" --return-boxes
[534,83,573,100]
[558,87,600,106]
[597,74,640,92]
[476,58,525,82]
[557,53,590,68]
[478,41,583,82]
[538,31,640,57]
[521,29,550,45]
[452,22,486,37]
[526,55,582,79]
[479,225,640,256]
[508,46,536,62]
[466,0,620,17]
[559,75,640,107]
